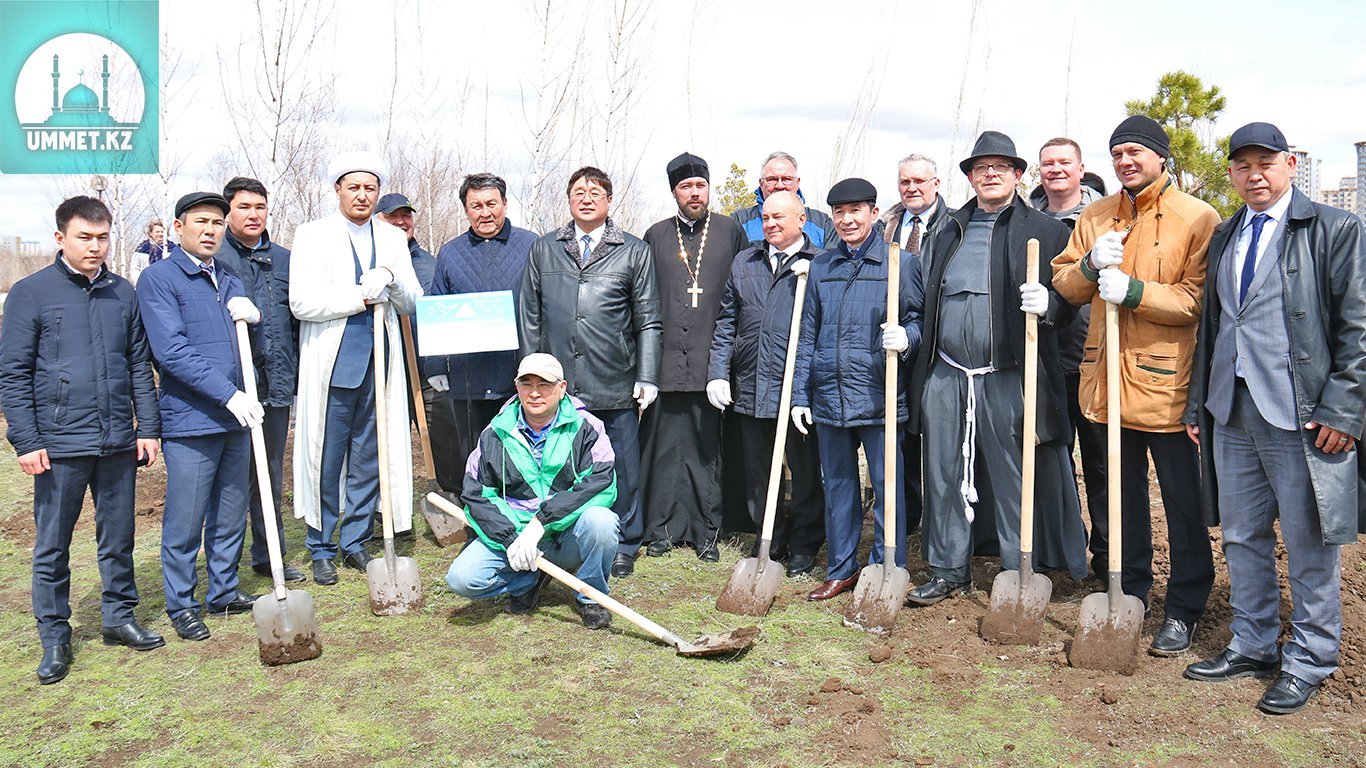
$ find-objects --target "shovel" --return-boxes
[844,242,910,634]
[982,238,1053,645]
[1069,294,1144,673]
[366,303,425,616]
[234,320,322,666]
[716,270,809,616]
[428,493,757,657]
[399,314,465,547]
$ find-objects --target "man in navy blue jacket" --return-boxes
[427,173,536,488]
[137,192,264,642]
[0,196,164,684]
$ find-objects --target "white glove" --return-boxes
[790,258,811,277]
[791,406,813,436]
[1089,230,1126,270]
[427,375,449,392]
[881,322,909,353]
[359,268,393,302]
[633,381,658,411]
[226,390,264,429]
[1097,267,1131,305]
[506,517,545,572]
[1019,282,1050,316]
[705,379,732,411]
[226,296,261,324]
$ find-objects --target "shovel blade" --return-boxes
[715,557,783,617]
[253,591,323,666]
[843,564,910,634]
[367,556,426,616]
[674,626,761,657]
[980,569,1053,645]
[1069,590,1145,675]
[421,491,466,548]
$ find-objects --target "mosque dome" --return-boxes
[61,83,100,113]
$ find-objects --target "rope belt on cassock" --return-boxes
[937,347,997,524]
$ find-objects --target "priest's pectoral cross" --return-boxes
[687,282,704,308]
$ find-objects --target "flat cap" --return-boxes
[174,191,229,220]
[826,177,877,207]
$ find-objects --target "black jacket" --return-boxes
[519,219,662,411]
[215,230,298,408]
[0,256,160,457]
[909,196,1072,442]
[878,195,952,272]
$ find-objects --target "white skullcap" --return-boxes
[327,150,388,187]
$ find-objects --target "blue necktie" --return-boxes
[580,234,592,265]
[1238,213,1269,304]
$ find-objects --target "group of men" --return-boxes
[5,116,1361,717]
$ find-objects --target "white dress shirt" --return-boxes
[1232,190,1293,286]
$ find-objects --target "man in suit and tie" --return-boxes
[1183,122,1366,715]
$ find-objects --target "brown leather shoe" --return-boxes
[807,574,859,601]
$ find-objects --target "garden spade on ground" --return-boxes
[844,242,910,634]
[235,320,321,665]
[981,239,1053,645]
[367,304,425,615]
[427,494,758,657]
[1069,293,1144,673]
[716,270,809,617]
[399,314,464,547]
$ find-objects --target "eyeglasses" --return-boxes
[971,163,1016,177]
[516,378,561,393]
[898,177,937,187]
[760,175,798,186]
[569,189,606,201]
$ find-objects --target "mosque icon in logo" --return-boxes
[21,53,139,150]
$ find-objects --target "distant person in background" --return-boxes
[731,151,837,248]
[129,219,169,286]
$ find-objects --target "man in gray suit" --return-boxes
[1184,122,1366,715]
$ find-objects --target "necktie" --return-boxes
[580,234,593,265]
[1239,212,1269,304]
[905,216,922,256]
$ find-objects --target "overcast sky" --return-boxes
[3,0,1364,244]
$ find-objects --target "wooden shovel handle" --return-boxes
[374,305,396,550]
[1105,299,1122,577]
[235,320,287,601]
[399,314,437,477]
[758,272,809,553]
[1020,240,1039,555]
[883,243,900,554]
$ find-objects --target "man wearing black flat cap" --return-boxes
[1182,122,1366,714]
[1053,115,1219,656]
[792,178,924,600]
[640,152,748,561]
[909,131,1089,606]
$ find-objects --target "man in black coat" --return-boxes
[0,196,164,684]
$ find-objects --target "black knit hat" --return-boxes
[667,152,709,189]
[1109,115,1170,158]
[826,177,877,206]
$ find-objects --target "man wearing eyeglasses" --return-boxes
[731,151,837,248]
[1052,115,1219,657]
[519,166,662,578]
[908,131,1089,606]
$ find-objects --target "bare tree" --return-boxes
[518,0,588,233]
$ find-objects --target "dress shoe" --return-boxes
[210,590,261,615]
[36,644,73,685]
[1258,671,1319,715]
[906,577,972,606]
[343,550,374,572]
[253,563,307,583]
[807,574,859,601]
[645,540,672,557]
[1183,647,1278,682]
[573,600,612,629]
[312,559,338,586]
[101,620,165,651]
[1149,618,1196,657]
[170,610,210,641]
[785,554,816,577]
[695,541,720,562]
[507,573,551,616]
[611,553,635,578]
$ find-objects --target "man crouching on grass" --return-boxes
[445,353,619,629]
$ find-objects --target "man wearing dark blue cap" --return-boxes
[137,191,264,641]
[1183,122,1366,714]
[791,178,924,600]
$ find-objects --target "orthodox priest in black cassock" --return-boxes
[639,153,749,560]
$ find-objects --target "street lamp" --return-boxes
[90,174,107,200]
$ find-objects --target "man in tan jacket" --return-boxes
[1052,115,1220,657]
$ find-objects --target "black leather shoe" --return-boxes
[1183,648,1278,682]
[1258,671,1319,715]
[610,553,635,578]
[645,540,671,557]
[573,600,612,629]
[906,577,972,606]
[101,620,165,651]
[210,590,260,615]
[695,541,720,562]
[253,563,307,583]
[36,644,73,684]
[1149,618,1196,657]
[343,550,374,572]
[507,573,551,616]
[312,559,338,585]
[170,610,210,641]
[785,554,816,577]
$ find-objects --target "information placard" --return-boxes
[414,291,519,356]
